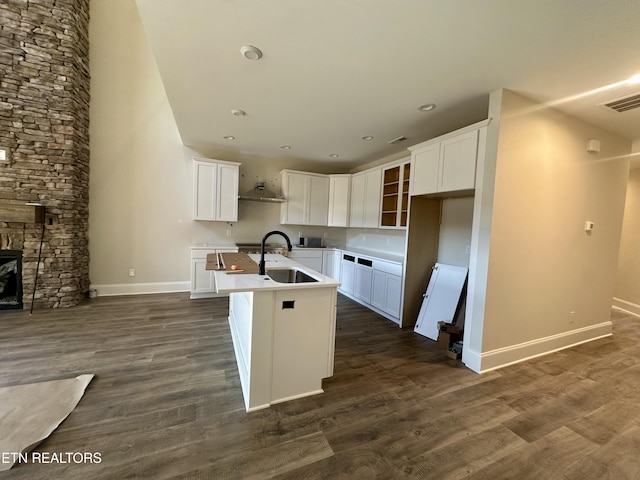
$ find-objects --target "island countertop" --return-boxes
[214,254,340,294]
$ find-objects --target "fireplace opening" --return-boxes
[0,250,23,310]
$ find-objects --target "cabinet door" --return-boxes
[349,174,366,227]
[371,270,387,311]
[328,175,350,227]
[410,143,440,196]
[339,255,355,295]
[354,260,373,303]
[439,129,478,192]
[363,168,382,228]
[384,274,402,318]
[281,172,308,224]
[194,162,217,220]
[216,163,239,221]
[191,258,215,293]
[308,175,330,226]
[322,250,337,279]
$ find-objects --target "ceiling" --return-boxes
[134,0,640,169]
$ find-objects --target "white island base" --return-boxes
[227,286,337,412]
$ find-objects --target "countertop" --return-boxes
[295,245,404,265]
[214,254,340,293]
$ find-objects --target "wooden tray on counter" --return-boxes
[206,252,260,274]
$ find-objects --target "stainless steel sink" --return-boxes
[266,268,318,283]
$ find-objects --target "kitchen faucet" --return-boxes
[259,230,292,275]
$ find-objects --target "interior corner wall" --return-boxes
[614,164,640,316]
[89,0,196,294]
[472,89,631,372]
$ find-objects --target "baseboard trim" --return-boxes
[464,321,613,374]
[612,298,640,318]
[90,281,190,297]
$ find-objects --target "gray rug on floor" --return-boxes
[0,374,94,471]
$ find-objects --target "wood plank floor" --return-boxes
[1,293,639,479]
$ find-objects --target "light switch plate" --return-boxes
[0,149,7,162]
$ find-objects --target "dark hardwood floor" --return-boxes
[1,293,639,479]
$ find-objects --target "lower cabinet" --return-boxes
[372,269,402,319]
[322,249,340,280]
[339,253,356,296]
[354,258,373,304]
[190,247,238,298]
[287,249,323,272]
[337,250,403,324]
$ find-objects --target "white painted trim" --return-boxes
[464,322,612,373]
[90,281,190,297]
[612,298,640,317]
[270,389,324,406]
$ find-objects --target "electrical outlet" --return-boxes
[226,229,232,236]
[0,149,7,162]
[569,311,575,324]
[465,244,471,255]
[128,268,135,277]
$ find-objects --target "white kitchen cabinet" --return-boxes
[287,248,323,272]
[339,253,356,295]
[354,257,373,303]
[280,170,330,226]
[349,167,382,228]
[328,174,351,227]
[193,158,240,221]
[322,249,340,280]
[372,269,402,321]
[409,122,488,196]
[190,247,238,299]
[380,158,411,228]
[337,250,403,324]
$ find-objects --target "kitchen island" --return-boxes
[214,254,340,412]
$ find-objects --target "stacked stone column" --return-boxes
[0,0,90,308]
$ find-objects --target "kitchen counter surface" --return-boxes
[190,244,237,250]
[327,246,404,265]
[214,254,340,293]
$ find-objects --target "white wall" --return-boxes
[464,89,631,372]
[90,0,194,293]
[614,140,640,315]
[437,197,474,267]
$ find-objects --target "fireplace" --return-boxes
[0,250,22,310]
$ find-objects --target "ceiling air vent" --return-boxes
[388,135,407,145]
[600,92,640,113]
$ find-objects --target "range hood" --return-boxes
[238,182,286,203]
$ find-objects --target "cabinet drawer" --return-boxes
[372,259,402,276]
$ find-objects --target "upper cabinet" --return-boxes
[280,170,330,226]
[409,121,488,197]
[328,174,351,227]
[349,167,382,228]
[380,158,410,228]
[193,158,240,221]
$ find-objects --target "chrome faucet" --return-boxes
[259,230,292,275]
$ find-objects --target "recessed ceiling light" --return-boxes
[223,135,235,140]
[361,136,374,141]
[231,109,246,117]
[329,154,339,158]
[240,45,263,61]
[280,145,291,150]
[418,103,436,112]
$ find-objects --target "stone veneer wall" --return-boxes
[0,0,90,308]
